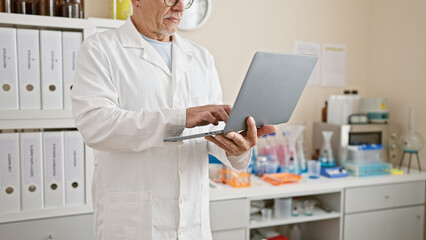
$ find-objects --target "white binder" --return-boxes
[40,30,63,109]
[62,31,82,110]
[17,29,41,110]
[43,131,65,208]
[0,27,19,110]
[0,133,21,213]
[64,131,85,206]
[20,132,44,211]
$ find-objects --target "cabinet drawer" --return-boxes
[345,181,425,213]
[344,205,424,240]
[212,228,246,240]
[0,214,93,240]
[210,198,249,231]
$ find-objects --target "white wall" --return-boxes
[85,0,425,166]
[368,0,426,169]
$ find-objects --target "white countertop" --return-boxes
[209,169,426,201]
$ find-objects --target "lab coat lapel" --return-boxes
[118,18,172,77]
[171,35,192,106]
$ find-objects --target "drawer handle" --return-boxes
[417,215,422,219]
[384,195,390,199]
[48,234,55,239]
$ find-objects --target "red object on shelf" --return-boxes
[268,235,289,240]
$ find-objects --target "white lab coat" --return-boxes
[71,18,250,240]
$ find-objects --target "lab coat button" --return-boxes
[179,198,184,205]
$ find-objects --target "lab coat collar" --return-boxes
[118,18,193,97]
[118,18,177,77]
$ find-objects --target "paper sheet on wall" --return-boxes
[321,44,347,87]
[294,42,321,86]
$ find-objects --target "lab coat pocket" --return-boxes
[200,183,211,239]
[103,191,152,240]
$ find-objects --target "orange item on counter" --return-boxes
[262,173,302,186]
[221,167,251,188]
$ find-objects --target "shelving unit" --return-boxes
[0,13,123,239]
[249,207,341,229]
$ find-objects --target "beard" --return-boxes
[157,12,181,36]
[158,28,177,36]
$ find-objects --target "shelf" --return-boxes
[0,110,75,129]
[0,205,93,224]
[0,110,73,120]
[249,207,341,229]
[0,13,87,30]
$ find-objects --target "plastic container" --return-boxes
[262,173,302,186]
[308,160,321,179]
[261,208,272,220]
[347,144,383,165]
[221,165,251,188]
[274,198,292,218]
[344,162,392,177]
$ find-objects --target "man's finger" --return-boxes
[246,117,257,142]
[205,135,235,154]
[213,107,229,123]
[257,125,277,138]
[201,111,218,125]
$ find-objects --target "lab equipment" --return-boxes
[348,113,369,124]
[289,224,302,240]
[320,167,348,178]
[327,92,360,124]
[307,160,321,179]
[344,162,392,177]
[255,154,269,176]
[291,199,303,217]
[262,173,302,186]
[208,163,222,183]
[358,97,389,123]
[399,107,423,173]
[297,137,307,173]
[347,144,383,165]
[303,200,316,216]
[318,131,335,167]
[282,125,306,174]
[322,101,327,122]
[221,165,251,188]
[313,122,400,166]
[260,208,272,220]
[274,198,292,218]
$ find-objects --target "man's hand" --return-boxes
[186,105,232,128]
[205,116,277,157]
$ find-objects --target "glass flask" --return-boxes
[401,107,424,152]
[318,131,335,167]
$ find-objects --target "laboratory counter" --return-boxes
[208,169,426,240]
[209,169,426,201]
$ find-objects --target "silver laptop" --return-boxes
[164,52,318,142]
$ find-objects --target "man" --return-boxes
[71,0,276,239]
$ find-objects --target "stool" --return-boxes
[398,150,422,174]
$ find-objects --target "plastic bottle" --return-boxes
[289,224,302,240]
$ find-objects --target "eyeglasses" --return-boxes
[164,0,194,9]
